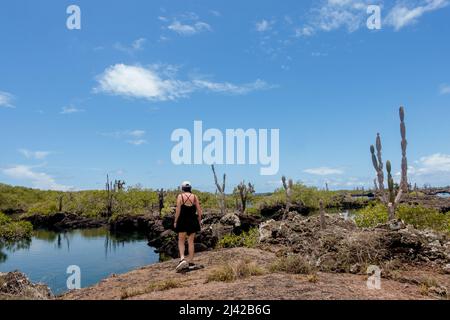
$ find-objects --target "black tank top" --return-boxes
[180,193,197,216]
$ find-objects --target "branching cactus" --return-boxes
[319,199,326,230]
[234,181,255,214]
[282,176,293,217]
[211,165,227,215]
[370,106,408,220]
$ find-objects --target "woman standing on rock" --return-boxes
[174,181,203,272]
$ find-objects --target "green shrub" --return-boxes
[217,228,259,249]
[354,203,388,228]
[245,207,260,216]
[254,183,342,211]
[397,206,450,234]
[270,255,314,274]
[206,264,235,283]
[355,203,450,234]
[0,212,33,242]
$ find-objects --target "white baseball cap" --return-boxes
[181,181,191,188]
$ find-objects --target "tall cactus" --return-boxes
[211,165,227,215]
[319,199,326,230]
[105,174,114,217]
[371,134,387,203]
[399,106,408,192]
[282,176,293,218]
[370,106,408,220]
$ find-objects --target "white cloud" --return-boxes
[406,153,450,186]
[94,64,272,102]
[192,79,272,95]
[412,153,450,174]
[18,149,51,160]
[128,130,146,138]
[161,12,212,36]
[386,0,448,31]
[439,83,450,95]
[304,167,344,176]
[2,165,71,191]
[256,19,273,32]
[95,64,191,101]
[302,0,372,34]
[101,129,148,146]
[127,139,147,146]
[291,0,448,37]
[60,106,84,114]
[167,20,211,36]
[295,26,315,37]
[114,38,147,54]
[102,129,146,139]
[0,91,15,108]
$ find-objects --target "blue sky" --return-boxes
[1,0,450,192]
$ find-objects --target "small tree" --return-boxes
[234,181,255,214]
[158,188,166,216]
[211,165,226,215]
[370,106,408,220]
[114,180,126,191]
[57,193,64,212]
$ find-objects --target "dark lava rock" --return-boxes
[23,212,106,231]
[109,214,155,232]
[0,271,53,300]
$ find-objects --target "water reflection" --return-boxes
[32,228,149,258]
[0,227,159,294]
[0,239,31,263]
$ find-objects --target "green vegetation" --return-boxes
[0,183,235,220]
[217,228,259,249]
[0,182,371,221]
[0,212,33,242]
[397,206,450,233]
[354,203,389,228]
[355,203,450,234]
[254,183,357,212]
[270,255,315,275]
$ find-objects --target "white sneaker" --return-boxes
[176,259,189,272]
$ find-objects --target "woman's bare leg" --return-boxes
[188,233,195,263]
[178,233,186,260]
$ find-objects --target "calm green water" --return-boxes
[0,228,159,295]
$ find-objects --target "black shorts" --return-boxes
[175,211,201,235]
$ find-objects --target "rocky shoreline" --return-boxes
[2,211,450,300]
[0,271,53,300]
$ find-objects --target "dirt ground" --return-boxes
[61,247,449,300]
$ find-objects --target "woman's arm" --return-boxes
[195,195,203,223]
[174,195,181,229]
